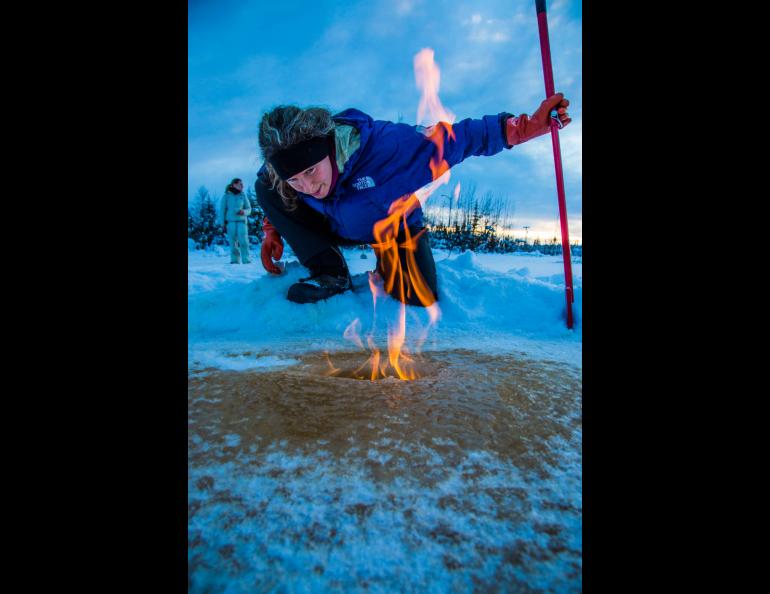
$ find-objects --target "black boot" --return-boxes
[287,247,352,304]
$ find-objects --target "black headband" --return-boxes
[268,135,331,180]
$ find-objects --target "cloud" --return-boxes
[188,0,583,221]
[461,11,530,44]
[469,29,511,43]
[514,117,582,181]
[188,137,261,197]
[396,0,417,15]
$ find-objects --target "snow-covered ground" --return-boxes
[188,244,582,593]
[188,245,582,368]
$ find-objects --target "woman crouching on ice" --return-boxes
[255,94,570,305]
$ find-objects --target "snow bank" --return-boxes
[435,250,581,337]
[188,248,581,355]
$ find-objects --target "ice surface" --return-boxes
[189,351,582,593]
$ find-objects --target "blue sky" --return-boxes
[189,0,582,241]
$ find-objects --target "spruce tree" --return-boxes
[245,184,265,246]
[188,206,198,248]
[199,192,219,247]
[188,186,225,248]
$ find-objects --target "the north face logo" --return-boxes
[352,176,375,190]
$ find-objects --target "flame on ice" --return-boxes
[366,336,384,381]
[323,351,340,375]
[371,47,449,380]
[329,48,452,381]
[343,318,365,350]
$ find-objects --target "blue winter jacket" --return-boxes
[262,108,512,243]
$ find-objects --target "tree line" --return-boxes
[421,182,581,256]
[187,183,582,257]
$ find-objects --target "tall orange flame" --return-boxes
[330,48,452,381]
[373,48,451,379]
[414,48,455,127]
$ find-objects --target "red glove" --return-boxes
[261,217,284,274]
[505,92,571,146]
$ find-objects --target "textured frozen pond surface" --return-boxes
[188,349,582,593]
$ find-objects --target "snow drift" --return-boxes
[188,247,582,363]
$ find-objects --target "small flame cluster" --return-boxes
[329,48,455,381]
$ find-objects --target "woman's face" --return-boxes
[285,156,333,199]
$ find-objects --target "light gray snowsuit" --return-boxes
[218,190,252,263]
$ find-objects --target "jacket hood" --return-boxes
[331,108,374,182]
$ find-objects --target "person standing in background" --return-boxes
[218,178,252,264]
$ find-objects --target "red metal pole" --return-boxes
[535,0,575,329]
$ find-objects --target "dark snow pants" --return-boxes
[255,178,438,306]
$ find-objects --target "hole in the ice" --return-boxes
[321,351,437,381]
[326,363,434,381]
